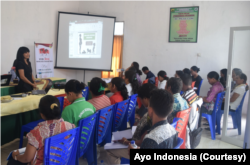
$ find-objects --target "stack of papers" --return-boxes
[104,126,137,150]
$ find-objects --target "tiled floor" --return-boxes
[1,118,242,165]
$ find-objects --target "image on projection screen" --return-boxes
[69,20,103,58]
[56,12,115,71]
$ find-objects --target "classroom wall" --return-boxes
[1,1,101,84]
[1,1,250,98]
[78,1,250,97]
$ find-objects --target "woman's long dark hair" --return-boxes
[89,77,107,96]
[16,47,30,63]
[111,77,128,100]
[132,62,142,76]
[125,70,139,94]
[220,69,227,88]
[157,70,169,81]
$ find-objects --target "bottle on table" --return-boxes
[130,140,137,149]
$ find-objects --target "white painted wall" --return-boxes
[1,1,101,84]
[1,1,250,93]
[79,1,250,96]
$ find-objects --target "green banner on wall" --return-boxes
[169,6,199,43]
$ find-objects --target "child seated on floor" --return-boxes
[8,95,75,165]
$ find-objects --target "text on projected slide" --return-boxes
[69,20,103,58]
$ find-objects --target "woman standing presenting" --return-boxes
[16,47,36,93]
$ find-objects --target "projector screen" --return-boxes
[55,12,115,71]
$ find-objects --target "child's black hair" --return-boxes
[191,66,200,73]
[176,70,184,78]
[149,89,174,118]
[138,83,157,99]
[157,70,169,81]
[89,77,107,96]
[125,70,139,94]
[65,79,85,95]
[180,73,192,86]
[39,95,61,120]
[111,77,128,100]
[166,77,183,94]
[207,71,219,81]
[183,68,191,75]
[239,73,247,84]
[142,66,149,72]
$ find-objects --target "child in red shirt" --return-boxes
[109,77,128,105]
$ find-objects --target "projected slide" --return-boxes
[69,20,103,58]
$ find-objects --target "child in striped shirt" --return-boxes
[180,73,199,105]
[88,77,111,111]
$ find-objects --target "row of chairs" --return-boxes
[201,90,248,140]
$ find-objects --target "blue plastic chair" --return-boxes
[82,86,89,101]
[202,92,225,140]
[127,94,138,127]
[216,90,248,135]
[112,99,130,132]
[96,105,114,146]
[76,113,98,165]
[173,137,184,149]
[44,127,79,165]
[19,96,65,148]
[171,118,180,128]
[196,79,203,96]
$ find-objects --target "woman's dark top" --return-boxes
[192,75,202,89]
[16,61,34,93]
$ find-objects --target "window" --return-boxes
[102,22,124,78]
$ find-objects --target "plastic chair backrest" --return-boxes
[77,113,97,158]
[197,79,203,95]
[142,79,148,85]
[173,137,184,149]
[191,81,196,88]
[171,118,180,128]
[82,86,89,101]
[235,90,248,113]
[127,94,138,122]
[44,127,79,165]
[175,107,191,149]
[155,77,159,87]
[97,105,114,145]
[113,99,130,131]
[212,92,225,116]
[57,96,64,112]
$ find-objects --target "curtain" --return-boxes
[102,36,123,78]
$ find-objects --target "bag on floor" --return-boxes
[189,127,203,149]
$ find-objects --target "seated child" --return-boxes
[157,70,168,89]
[88,77,111,111]
[106,89,178,164]
[109,77,128,105]
[165,77,189,123]
[62,79,96,127]
[8,95,75,165]
[124,70,139,96]
[180,73,199,105]
[198,71,224,127]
